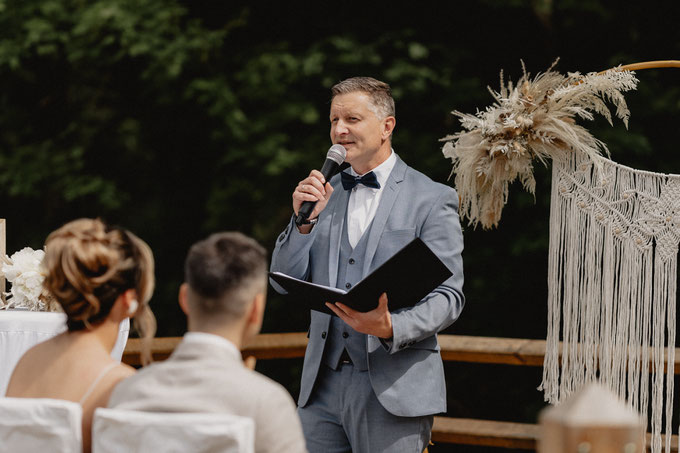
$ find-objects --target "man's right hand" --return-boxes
[293,169,334,233]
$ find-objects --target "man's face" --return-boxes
[330,92,390,172]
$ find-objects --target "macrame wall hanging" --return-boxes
[441,60,680,453]
[545,151,679,452]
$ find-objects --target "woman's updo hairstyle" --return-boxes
[42,219,156,344]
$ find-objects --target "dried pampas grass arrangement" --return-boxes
[441,60,638,229]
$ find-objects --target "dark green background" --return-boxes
[2,1,678,451]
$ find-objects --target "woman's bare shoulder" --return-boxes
[83,362,135,408]
[111,362,136,381]
[6,339,61,394]
[95,362,136,396]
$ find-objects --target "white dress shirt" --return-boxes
[183,332,241,362]
[346,151,397,248]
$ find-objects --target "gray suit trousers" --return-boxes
[298,363,432,453]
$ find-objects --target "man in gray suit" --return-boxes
[271,77,465,452]
[109,232,307,453]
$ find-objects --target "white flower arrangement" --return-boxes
[0,247,58,311]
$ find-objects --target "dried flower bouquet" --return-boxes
[441,60,638,229]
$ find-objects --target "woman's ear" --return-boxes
[123,289,139,316]
[127,298,139,316]
[111,289,139,321]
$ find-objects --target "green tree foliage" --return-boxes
[0,0,487,334]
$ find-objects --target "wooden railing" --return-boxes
[122,333,680,451]
[123,333,552,366]
[123,333,680,370]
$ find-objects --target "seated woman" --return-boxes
[6,218,156,453]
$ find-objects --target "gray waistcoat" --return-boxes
[321,212,370,371]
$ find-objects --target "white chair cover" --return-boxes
[92,408,255,453]
[0,311,130,395]
[0,397,82,453]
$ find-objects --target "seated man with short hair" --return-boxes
[108,232,307,453]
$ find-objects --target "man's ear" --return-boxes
[382,116,396,140]
[246,292,266,333]
[178,283,190,316]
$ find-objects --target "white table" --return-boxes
[0,311,129,396]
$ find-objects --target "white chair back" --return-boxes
[92,408,255,453]
[0,397,82,453]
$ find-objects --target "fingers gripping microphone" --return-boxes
[295,144,347,226]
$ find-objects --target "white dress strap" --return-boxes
[79,362,119,405]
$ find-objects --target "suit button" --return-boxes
[349,258,355,265]
[342,332,349,339]
[345,282,351,289]
[408,341,415,346]
[321,332,327,339]
[278,233,285,242]
[399,343,406,349]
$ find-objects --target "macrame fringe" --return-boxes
[540,151,680,453]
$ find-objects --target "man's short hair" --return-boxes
[184,232,267,322]
[331,77,395,119]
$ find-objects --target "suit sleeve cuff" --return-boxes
[277,215,318,247]
[383,311,409,354]
[379,336,394,351]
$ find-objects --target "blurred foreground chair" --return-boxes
[0,397,82,452]
[92,408,255,453]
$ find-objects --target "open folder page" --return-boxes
[269,237,453,314]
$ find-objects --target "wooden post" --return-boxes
[0,219,5,304]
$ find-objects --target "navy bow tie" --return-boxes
[341,171,381,190]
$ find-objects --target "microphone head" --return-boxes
[326,144,347,165]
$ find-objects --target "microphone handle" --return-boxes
[295,159,340,226]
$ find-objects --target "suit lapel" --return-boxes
[328,185,350,288]
[362,155,407,276]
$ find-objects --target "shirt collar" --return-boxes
[183,332,241,361]
[348,149,397,189]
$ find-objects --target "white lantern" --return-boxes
[538,383,644,453]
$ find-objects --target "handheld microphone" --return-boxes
[295,144,347,226]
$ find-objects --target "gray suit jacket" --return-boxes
[108,336,307,453]
[271,153,465,417]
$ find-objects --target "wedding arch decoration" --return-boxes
[442,60,680,453]
[441,59,638,230]
[544,151,679,453]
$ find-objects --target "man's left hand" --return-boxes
[325,292,393,339]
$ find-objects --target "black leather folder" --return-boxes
[269,237,453,314]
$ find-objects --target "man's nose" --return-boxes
[334,120,349,135]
